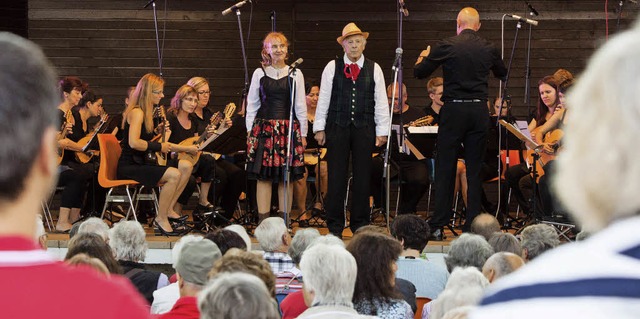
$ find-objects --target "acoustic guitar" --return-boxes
[57,109,74,165]
[526,127,563,182]
[75,113,109,163]
[177,102,236,165]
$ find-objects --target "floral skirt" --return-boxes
[247,118,305,181]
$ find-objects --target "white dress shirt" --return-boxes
[245,65,308,135]
[313,54,390,136]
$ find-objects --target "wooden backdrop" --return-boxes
[17,0,640,118]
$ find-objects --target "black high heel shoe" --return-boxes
[154,220,189,236]
[168,215,189,224]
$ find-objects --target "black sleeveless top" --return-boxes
[256,68,294,120]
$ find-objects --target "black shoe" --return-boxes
[297,219,310,228]
[154,220,190,236]
[168,215,189,224]
[429,228,443,241]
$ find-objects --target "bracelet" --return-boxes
[147,141,162,152]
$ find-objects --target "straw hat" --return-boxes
[336,22,369,44]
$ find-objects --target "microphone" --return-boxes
[222,0,250,16]
[525,1,539,16]
[506,14,539,26]
[392,48,403,69]
[289,58,303,69]
[143,0,155,9]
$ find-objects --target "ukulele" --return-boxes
[57,109,74,165]
[75,113,109,163]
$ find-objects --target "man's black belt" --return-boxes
[450,99,483,103]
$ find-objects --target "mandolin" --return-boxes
[57,109,74,165]
[178,102,236,165]
[154,105,169,166]
[404,115,434,127]
[75,113,109,163]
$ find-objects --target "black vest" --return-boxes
[328,58,376,128]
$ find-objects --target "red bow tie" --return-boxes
[344,63,361,82]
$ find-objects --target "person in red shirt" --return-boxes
[0,32,149,319]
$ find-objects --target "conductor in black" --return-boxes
[414,7,507,239]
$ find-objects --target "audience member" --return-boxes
[110,220,169,304]
[159,240,222,319]
[0,31,148,318]
[65,232,121,274]
[474,19,640,318]
[224,224,253,251]
[280,228,321,319]
[152,235,204,314]
[444,233,494,272]
[209,248,277,298]
[254,217,295,274]
[199,272,280,319]
[427,267,489,319]
[469,214,500,241]
[519,224,560,261]
[204,229,247,255]
[487,232,522,256]
[390,215,449,299]
[77,217,110,243]
[481,252,524,283]
[66,253,110,276]
[297,243,376,318]
[347,232,413,318]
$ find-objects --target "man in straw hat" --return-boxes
[414,7,507,240]
[313,22,390,238]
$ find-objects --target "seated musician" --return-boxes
[187,76,245,221]
[501,76,562,218]
[370,83,430,215]
[55,77,92,232]
[117,73,198,236]
[293,79,328,225]
[533,78,574,217]
[166,84,219,222]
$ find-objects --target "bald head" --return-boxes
[457,7,481,34]
[482,252,525,283]
[470,213,501,241]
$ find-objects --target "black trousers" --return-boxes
[430,102,488,231]
[325,122,375,236]
[371,156,429,214]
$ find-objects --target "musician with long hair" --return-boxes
[118,73,197,236]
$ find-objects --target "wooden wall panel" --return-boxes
[27,0,639,119]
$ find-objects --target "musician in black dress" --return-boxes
[118,73,197,236]
[187,76,245,221]
[166,84,217,220]
[246,32,307,223]
[55,76,91,232]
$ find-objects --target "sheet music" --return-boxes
[407,126,438,134]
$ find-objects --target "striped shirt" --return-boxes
[471,216,640,319]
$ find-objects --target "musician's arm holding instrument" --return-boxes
[532,108,565,154]
[128,108,198,155]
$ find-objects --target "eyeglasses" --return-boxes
[183,97,198,103]
[198,91,211,95]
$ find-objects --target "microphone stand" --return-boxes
[144,0,164,76]
[382,0,407,230]
[496,15,522,220]
[283,65,300,229]
[270,11,276,32]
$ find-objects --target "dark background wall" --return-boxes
[9,0,640,118]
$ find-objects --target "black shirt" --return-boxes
[414,29,507,101]
[423,106,441,126]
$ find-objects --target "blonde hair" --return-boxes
[554,21,640,231]
[427,77,444,94]
[260,32,289,67]
[170,84,198,115]
[123,73,164,134]
[187,76,209,92]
